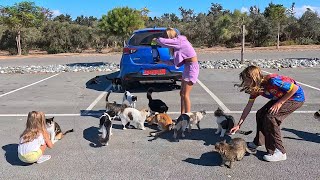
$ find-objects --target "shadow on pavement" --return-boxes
[83,126,103,148]
[2,144,31,166]
[126,82,180,93]
[80,110,106,118]
[147,128,231,146]
[85,71,120,92]
[183,151,221,166]
[282,127,320,144]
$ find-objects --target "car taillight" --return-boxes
[123,47,137,54]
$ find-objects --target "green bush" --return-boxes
[295,37,315,45]
[46,46,65,54]
[280,40,297,46]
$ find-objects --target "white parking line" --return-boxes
[0,110,315,117]
[85,84,112,111]
[85,74,121,112]
[197,79,231,113]
[262,70,320,91]
[0,73,60,98]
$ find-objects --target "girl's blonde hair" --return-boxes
[20,111,46,143]
[165,28,177,39]
[165,28,177,56]
[235,65,264,93]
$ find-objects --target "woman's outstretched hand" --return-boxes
[230,125,240,134]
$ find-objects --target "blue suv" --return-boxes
[119,27,184,90]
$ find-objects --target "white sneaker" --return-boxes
[248,142,260,149]
[263,149,287,162]
[36,155,51,164]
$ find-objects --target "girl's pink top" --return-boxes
[156,35,196,67]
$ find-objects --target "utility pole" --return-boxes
[241,24,245,64]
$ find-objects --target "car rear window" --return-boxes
[129,31,164,46]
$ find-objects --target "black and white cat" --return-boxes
[46,117,74,144]
[106,76,122,92]
[98,111,115,146]
[123,91,137,108]
[172,113,190,142]
[214,107,252,137]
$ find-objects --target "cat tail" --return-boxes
[245,147,257,154]
[63,129,74,135]
[236,130,253,135]
[105,90,112,102]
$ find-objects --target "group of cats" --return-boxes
[99,87,256,168]
[45,80,320,169]
[100,88,209,144]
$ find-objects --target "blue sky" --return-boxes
[1,0,320,19]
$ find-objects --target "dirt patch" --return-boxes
[1,45,319,60]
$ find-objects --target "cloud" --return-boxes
[52,10,62,17]
[241,7,249,13]
[295,5,320,17]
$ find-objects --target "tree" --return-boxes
[146,13,180,28]
[98,7,145,42]
[298,9,320,44]
[179,7,195,22]
[0,1,50,55]
[53,14,72,23]
[264,3,287,49]
[247,14,272,47]
[249,6,260,15]
[74,15,97,27]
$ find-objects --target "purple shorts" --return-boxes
[182,61,199,84]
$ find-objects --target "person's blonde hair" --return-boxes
[235,65,264,93]
[165,28,177,56]
[20,111,46,143]
[165,28,177,39]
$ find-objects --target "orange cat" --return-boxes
[146,113,174,137]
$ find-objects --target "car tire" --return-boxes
[121,80,130,91]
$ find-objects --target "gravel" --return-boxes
[0,58,319,74]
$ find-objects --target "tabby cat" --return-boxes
[214,138,255,168]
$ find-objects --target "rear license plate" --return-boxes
[143,69,166,75]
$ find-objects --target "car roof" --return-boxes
[133,27,179,34]
[133,27,167,33]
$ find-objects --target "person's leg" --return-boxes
[180,80,186,114]
[252,100,277,147]
[37,145,51,164]
[263,100,304,155]
[183,81,194,113]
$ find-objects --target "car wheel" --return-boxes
[121,80,130,91]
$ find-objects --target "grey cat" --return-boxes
[214,138,256,168]
[214,107,252,137]
[105,90,128,117]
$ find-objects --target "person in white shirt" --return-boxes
[18,111,53,164]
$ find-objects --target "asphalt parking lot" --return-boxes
[0,52,319,180]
